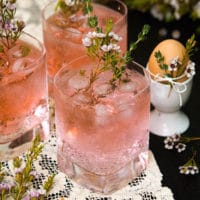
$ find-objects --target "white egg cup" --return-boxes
[149,74,193,137]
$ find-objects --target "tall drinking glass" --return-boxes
[0,32,48,160]
[54,56,150,194]
[42,0,128,96]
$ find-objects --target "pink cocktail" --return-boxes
[42,0,127,95]
[0,33,47,159]
[54,56,150,194]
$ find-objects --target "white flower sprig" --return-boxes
[164,134,200,175]
[179,151,199,175]
[124,0,200,22]
[82,13,150,88]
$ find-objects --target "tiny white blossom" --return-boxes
[164,137,174,149]
[170,0,180,10]
[65,0,75,6]
[96,33,106,38]
[101,44,112,52]
[150,5,164,21]
[112,43,121,52]
[108,31,122,41]
[171,134,181,142]
[174,11,181,20]
[86,31,97,38]
[175,143,186,153]
[82,37,92,47]
[185,61,196,78]
[193,2,200,18]
[179,163,199,175]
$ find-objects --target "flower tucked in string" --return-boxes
[184,61,196,78]
[168,56,181,71]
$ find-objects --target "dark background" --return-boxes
[127,9,200,200]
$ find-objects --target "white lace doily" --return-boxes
[1,132,174,200]
[7,1,175,199]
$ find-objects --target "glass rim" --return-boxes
[41,0,128,36]
[54,55,150,100]
[0,31,46,78]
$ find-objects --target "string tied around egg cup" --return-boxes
[146,64,194,137]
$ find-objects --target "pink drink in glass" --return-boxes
[42,0,127,95]
[54,56,150,194]
[0,33,47,159]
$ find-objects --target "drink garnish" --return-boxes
[0,0,25,49]
[81,3,150,89]
[0,0,30,71]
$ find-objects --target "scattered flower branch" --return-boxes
[0,134,55,200]
[164,134,200,175]
[124,0,200,23]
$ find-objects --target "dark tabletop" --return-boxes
[127,9,200,200]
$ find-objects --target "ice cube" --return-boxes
[115,95,134,118]
[73,93,91,106]
[119,104,133,118]
[12,58,33,73]
[119,81,138,93]
[93,83,112,97]
[94,103,114,125]
[68,74,90,90]
[95,103,114,116]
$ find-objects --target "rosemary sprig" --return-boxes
[0,134,55,200]
[0,0,25,49]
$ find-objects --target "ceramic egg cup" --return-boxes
[150,76,193,137]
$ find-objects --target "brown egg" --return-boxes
[148,39,189,82]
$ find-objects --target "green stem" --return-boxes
[189,137,200,141]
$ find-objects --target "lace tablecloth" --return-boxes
[6,1,175,199]
[1,132,174,200]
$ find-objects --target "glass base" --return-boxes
[0,122,49,160]
[57,151,148,194]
